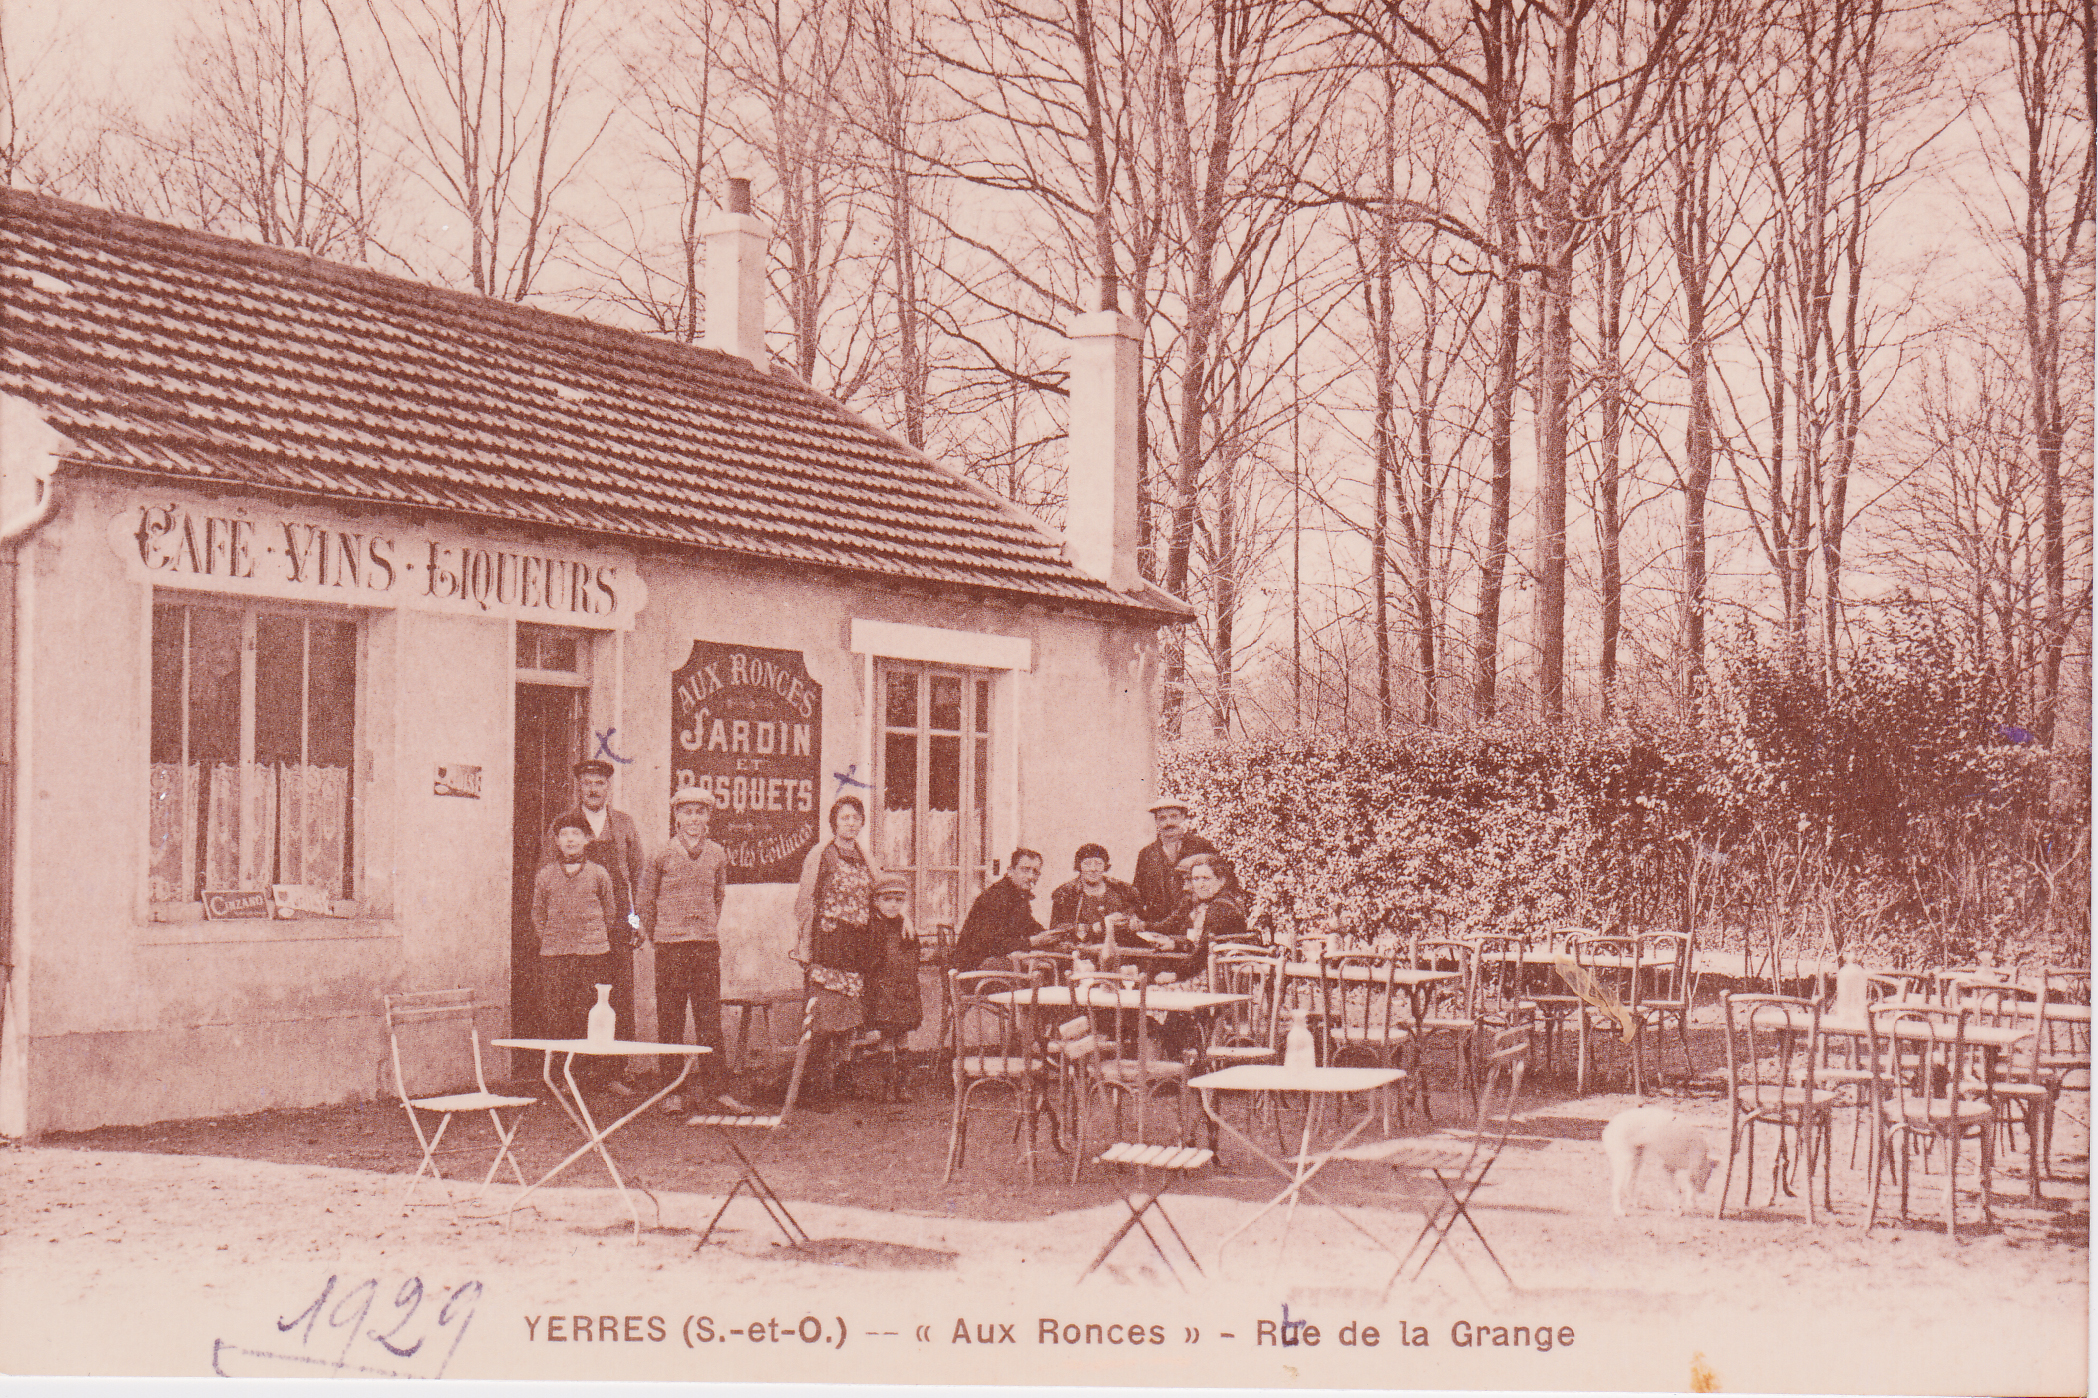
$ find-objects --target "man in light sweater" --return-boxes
[637,787,730,1112]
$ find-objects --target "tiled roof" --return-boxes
[0,191,1187,619]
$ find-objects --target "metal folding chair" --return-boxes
[684,993,819,1251]
[1078,974,1214,1287]
[382,989,537,1205]
[1329,1026,1530,1300]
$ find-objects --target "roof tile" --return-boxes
[1,191,1186,618]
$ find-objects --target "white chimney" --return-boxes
[1063,282,1142,592]
[701,177,771,365]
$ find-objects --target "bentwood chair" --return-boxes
[1566,934,1649,1097]
[1069,972,1194,1182]
[382,989,537,1206]
[1719,994,1836,1224]
[1525,927,1604,1080]
[1866,1004,1998,1235]
[943,970,1058,1186]
[1410,939,1481,1110]
[1637,932,1701,1086]
[1965,982,2061,1200]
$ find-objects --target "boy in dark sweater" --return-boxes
[532,813,622,1082]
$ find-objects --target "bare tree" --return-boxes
[365,0,611,299]
[1967,0,2096,742]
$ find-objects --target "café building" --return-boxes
[0,189,1186,1135]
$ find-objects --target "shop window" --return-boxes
[876,663,993,945]
[149,599,358,907]
[516,622,588,678]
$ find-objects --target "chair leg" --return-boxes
[942,1081,968,1185]
[1717,1108,1740,1218]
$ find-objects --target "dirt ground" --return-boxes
[2,1028,2089,1394]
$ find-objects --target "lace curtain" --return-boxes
[148,762,349,901]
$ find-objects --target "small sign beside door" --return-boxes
[435,764,483,798]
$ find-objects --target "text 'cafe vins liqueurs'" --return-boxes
[116,501,639,622]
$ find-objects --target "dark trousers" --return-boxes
[655,939,723,1091]
[538,950,618,1083]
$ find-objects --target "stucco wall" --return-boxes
[3,474,1167,1134]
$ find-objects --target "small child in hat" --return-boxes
[861,872,923,1100]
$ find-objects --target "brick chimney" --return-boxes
[702,177,771,365]
[1063,277,1142,591]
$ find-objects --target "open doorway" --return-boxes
[512,682,586,1035]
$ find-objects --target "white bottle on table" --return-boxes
[1284,1008,1316,1070]
[1833,958,1868,1023]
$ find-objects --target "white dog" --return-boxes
[1603,1105,1716,1216]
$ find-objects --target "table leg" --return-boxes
[1203,1090,1399,1273]
[503,1054,696,1240]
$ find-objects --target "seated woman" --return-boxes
[1049,843,1142,946]
[1149,853,1259,970]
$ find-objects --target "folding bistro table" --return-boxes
[491,1036,709,1239]
[1190,1062,1406,1271]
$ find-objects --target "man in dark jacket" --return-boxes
[1131,797,1218,928]
[954,849,1054,969]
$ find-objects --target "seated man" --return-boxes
[1049,843,1143,931]
[953,848,1058,970]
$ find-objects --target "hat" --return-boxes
[1175,851,1208,872]
[671,785,716,809]
[573,758,615,778]
[1073,842,1111,869]
[872,872,911,896]
[1147,795,1191,814]
[549,812,592,838]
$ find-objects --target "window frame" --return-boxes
[146,590,369,922]
[873,661,996,950]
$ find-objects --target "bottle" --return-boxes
[1834,957,1868,1024]
[587,983,616,1044]
[1284,1007,1316,1070]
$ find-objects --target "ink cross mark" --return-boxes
[593,729,633,764]
[833,763,871,793]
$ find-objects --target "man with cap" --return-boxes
[1130,796,1218,929]
[544,758,648,1092]
[637,787,730,1113]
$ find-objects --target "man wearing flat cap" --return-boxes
[638,787,730,1111]
[1130,796,1218,930]
[544,758,647,1090]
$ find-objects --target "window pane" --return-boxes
[882,731,917,868]
[974,738,990,862]
[254,613,306,765]
[186,606,241,765]
[150,604,184,764]
[930,674,962,731]
[928,735,960,863]
[885,669,916,728]
[516,627,535,669]
[975,679,991,733]
[306,619,357,767]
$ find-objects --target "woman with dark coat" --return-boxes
[792,795,876,1108]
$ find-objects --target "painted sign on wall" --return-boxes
[672,640,822,884]
[108,496,647,629]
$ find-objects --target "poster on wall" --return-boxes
[671,639,822,883]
